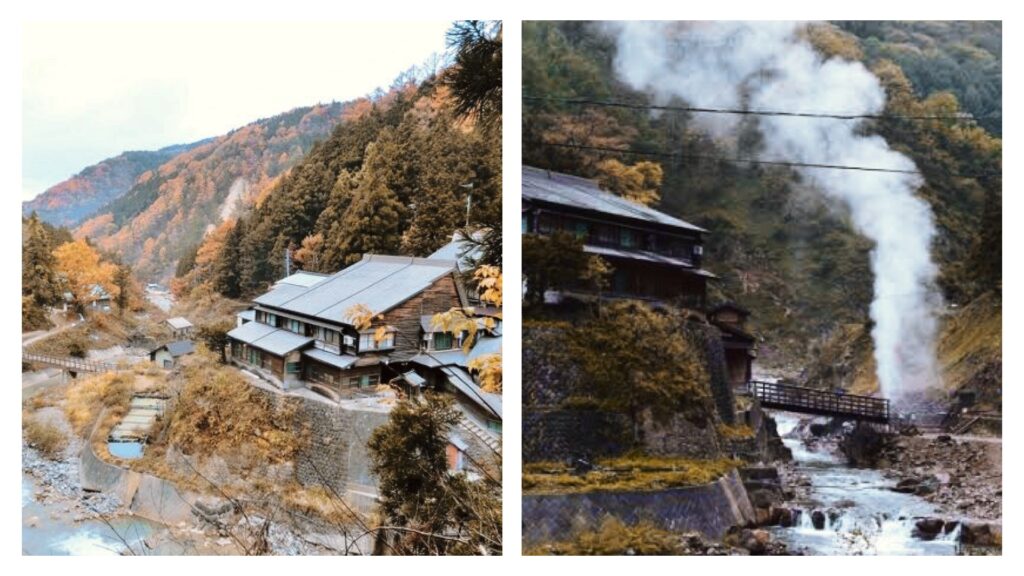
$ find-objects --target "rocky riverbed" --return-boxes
[874,433,1001,522]
[761,414,1000,555]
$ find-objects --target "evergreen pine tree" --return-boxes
[22,213,62,307]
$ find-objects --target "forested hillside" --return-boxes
[522,21,1001,363]
[836,21,1001,135]
[73,103,349,281]
[22,141,204,227]
[176,21,502,300]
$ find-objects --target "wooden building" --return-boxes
[165,317,194,339]
[708,302,757,388]
[227,255,468,398]
[150,340,195,368]
[521,166,714,309]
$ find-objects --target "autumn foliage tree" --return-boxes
[571,301,713,444]
[53,239,117,313]
[595,159,663,206]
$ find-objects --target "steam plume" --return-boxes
[608,21,940,404]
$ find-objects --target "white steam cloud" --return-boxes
[608,21,941,405]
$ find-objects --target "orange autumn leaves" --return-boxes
[53,239,118,307]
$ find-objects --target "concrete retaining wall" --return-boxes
[80,438,197,524]
[521,469,755,547]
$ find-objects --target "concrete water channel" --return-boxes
[108,396,167,459]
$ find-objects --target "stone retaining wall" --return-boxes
[521,469,756,547]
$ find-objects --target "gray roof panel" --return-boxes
[522,165,706,233]
[303,348,358,370]
[227,322,311,356]
[165,340,195,357]
[227,321,276,343]
[260,255,457,323]
[443,366,502,419]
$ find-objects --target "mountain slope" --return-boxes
[22,142,204,227]
[75,102,348,281]
[178,78,502,299]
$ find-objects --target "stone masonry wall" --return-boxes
[522,469,756,547]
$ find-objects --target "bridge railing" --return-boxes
[22,352,117,374]
[750,380,889,423]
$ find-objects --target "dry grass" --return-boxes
[279,483,363,527]
[165,352,301,464]
[63,371,135,437]
[526,518,683,555]
[23,415,68,458]
[717,423,756,440]
[522,456,740,494]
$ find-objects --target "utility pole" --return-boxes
[461,182,474,227]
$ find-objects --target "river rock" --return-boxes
[961,521,1001,547]
[811,510,826,530]
[913,517,945,540]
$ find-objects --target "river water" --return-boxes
[22,475,164,556]
[770,414,960,555]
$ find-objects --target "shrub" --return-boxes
[64,372,134,436]
[529,518,683,555]
[167,359,298,463]
[23,417,68,458]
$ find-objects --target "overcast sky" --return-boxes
[22,21,451,201]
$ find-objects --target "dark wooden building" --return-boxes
[708,302,757,388]
[521,166,714,309]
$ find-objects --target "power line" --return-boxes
[523,94,1000,122]
[529,141,922,175]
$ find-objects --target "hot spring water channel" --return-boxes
[769,414,959,555]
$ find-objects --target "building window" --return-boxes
[446,443,466,472]
[597,225,617,245]
[433,332,454,350]
[285,362,301,374]
[521,213,529,233]
[349,374,380,388]
[620,228,637,248]
[266,313,278,327]
[287,318,302,334]
[573,221,589,240]
[247,347,261,365]
[537,213,556,234]
[359,331,395,352]
[487,420,502,434]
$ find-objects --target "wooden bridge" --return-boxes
[22,353,118,374]
[750,380,890,424]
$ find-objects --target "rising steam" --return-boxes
[608,21,941,405]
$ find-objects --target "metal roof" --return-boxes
[408,349,469,369]
[303,347,358,370]
[466,335,501,364]
[522,165,706,233]
[276,271,329,288]
[399,370,426,387]
[443,366,502,419]
[151,340,195,357]
[227,322,312,356]
[256,254,458,324]
[166,317,193,329]
[583,245,717,278]
[427,231,484,273]
[165,340,195,357]
[237,309,256,322]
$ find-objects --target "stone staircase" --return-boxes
[460,415,501,454]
